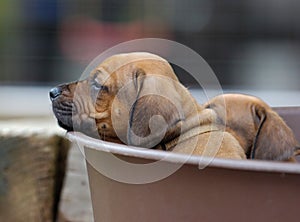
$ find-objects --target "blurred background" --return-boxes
[1,2,299,220]
[0,0,300,89]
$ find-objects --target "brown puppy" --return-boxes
[50,52,299,160]
[205,94,300,161]
[50,52,245,159]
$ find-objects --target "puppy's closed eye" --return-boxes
[92,70,109,89]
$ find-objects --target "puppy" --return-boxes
[205,94,300,161]
[50,52,299,161]
[50,52,245,159]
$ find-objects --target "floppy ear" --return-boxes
[250,106,298,160]
[132,68,145,95]
[127,69,183,148]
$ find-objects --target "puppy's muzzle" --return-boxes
[50,84,74,131]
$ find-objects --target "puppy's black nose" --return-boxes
[49,87,62,100]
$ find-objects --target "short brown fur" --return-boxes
[50,52,299,161]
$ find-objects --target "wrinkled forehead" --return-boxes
[93,52,175,77]
[99,52,167,72]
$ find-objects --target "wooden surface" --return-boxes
[0,118,94,222]
[0,126,69,222]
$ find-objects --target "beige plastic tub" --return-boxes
[67,107,300,222]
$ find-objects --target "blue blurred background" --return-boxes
[0,0,300,90]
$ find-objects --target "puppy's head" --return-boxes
[50,52,196,147]
[206,94,299,161]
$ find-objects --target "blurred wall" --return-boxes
[0,0,299,89]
